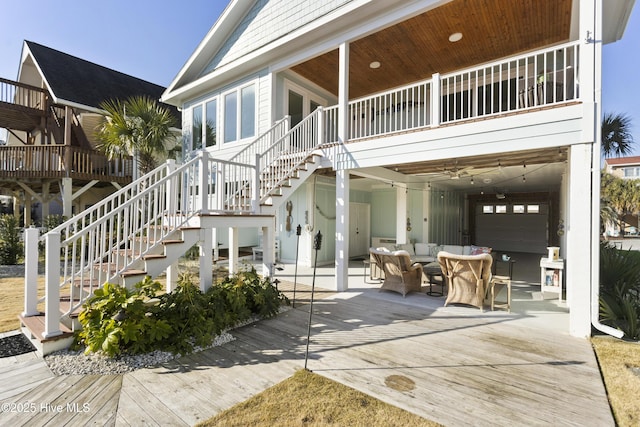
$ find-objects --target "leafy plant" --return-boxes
[0,214,23,265]
[75,269,288,357]
[599,242,640,340]
[75,277,170,357]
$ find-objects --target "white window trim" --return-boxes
[222,80,258,145]
[284,79,328,117]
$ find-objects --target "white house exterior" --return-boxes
[159,0,637,338]
[20,0,640,356]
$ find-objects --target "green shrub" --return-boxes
[75,269,289,357]
[0,214,23,265]
[599,242,640,340]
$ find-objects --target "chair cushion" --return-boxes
[443,245,463,255]
[470,245,492,255]
[429,245,443,257]
[415,243,436,256]
[397,244,415,255]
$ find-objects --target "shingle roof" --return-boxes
[25,41,179,122]
[604,156,640,166]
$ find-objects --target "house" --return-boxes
[22,0,636,354]
[0,41,180,224]
[604,155,640,235]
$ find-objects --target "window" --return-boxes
[223,83,256,143]
[205,99,217,147]
[483,205,494,214]
[224,92,237,143]
[192,105,203,150]
[513,205,525,214]
[495,205,507,213]
[528,205,540,213]
[623,167,640,178]
[241,85,255,139]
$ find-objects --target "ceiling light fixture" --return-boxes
[449,32,463,42]
[369,61,381,69]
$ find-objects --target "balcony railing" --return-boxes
[0,145,132,182]
[324,41,580,142]
[0,77,47,111]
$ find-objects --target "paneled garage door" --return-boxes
[474,202,549,253]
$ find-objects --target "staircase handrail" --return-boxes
[229,115,290,165]
[257,107,325,203]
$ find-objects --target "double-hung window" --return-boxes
[224,83,256,143]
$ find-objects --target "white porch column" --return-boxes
[335,41,350,292]
[396,186,408,244]
[228,227,239,276]
[61,177,73,217]
[335,170,350,292]
[23,227,39,316]
[422,183,431,243]
[261,225,274,279]
[431,73,441,128]
[199,228,213,292]
[166,262,178,293]
[566,143,593,337]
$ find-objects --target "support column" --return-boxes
[396,186,408,244]
[61,177,73,218]
[166,262,178,293]
[199,229,213,291]
[335,41,350,292]
[228,227,239,276]
[566,144,593,337]
[335,170,350,292]
[42,182,50,220]
[24,194,32,227]
[261,225,274,279]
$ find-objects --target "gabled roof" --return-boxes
[22,41,178,120]
[604,156,640,166]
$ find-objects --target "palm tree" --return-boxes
[602,112,634,158]
[97,96,176,176]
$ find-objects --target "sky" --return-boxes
[1,1,639,151]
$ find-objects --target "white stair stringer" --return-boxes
[260,154,323,214]
[120,227,202,288]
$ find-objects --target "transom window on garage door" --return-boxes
[483,204,540,214]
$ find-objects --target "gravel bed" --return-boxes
[44,332,236,375]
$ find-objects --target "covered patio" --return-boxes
[1,254,611,425]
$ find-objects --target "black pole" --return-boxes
[304,230,322,371]
[292,224,302,308]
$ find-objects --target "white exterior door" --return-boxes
[349,203,370,258]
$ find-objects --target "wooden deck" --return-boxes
[0,281,613,426]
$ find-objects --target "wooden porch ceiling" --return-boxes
[291,0,573,99]
[383,147,567,177]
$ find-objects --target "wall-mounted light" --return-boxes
[369,61,381,69]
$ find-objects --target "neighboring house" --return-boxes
[0,41,180,224]
[604,155,640,235]
[22,0,636,354]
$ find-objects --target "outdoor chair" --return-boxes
[437,251,493,311]
[369,248,423,297]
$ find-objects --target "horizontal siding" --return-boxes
[201,0,354,76]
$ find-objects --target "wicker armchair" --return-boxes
[437,252,493,311]
[369,248,423,297]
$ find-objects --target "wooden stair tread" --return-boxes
[19,314,73,342]
[121,269,147,277]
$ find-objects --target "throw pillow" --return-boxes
[415,243,432,256]
[429,245,443,257]
[397,243,415,255]
[470,245,492,255]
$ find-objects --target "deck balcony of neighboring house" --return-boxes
[0,77,133,222]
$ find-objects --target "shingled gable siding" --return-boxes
[201,0,353,77]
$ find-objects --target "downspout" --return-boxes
[590,0,623,338]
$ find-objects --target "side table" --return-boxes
[423,262,445,296]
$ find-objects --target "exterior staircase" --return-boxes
[19,108,330,355]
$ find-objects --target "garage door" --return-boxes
[474,202,549,253]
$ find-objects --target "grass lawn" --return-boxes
[1,272,638,425]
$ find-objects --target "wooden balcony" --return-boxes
[0,78,48,132]
[0,145,132,184]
